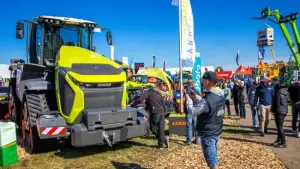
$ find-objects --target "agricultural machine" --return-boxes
[9,16,148,153]
[254,7,300,85]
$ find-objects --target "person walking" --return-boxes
[185,91,200,145]
[271,83,288,148]
[288,80,300,138]
[222,82,231,116]
[238,81,247,119]
[232,80,240,116]
[254,78,274,136]
[248,82,261,128]
[192,71,225,169]
[133,85,169,149]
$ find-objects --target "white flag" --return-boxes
[122,57,128,65]
[180,0,196,62]
[172,0,178,6]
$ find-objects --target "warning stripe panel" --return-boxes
[41,127,66,136]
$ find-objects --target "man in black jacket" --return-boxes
[271,83,288,148]
[238,81,247,119]
[134,86,169,149]
[232,80,240,116]
[288,81,300,138]
[192,71,225,169]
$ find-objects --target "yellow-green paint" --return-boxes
[55,46,127,124]
[138,67,173,96]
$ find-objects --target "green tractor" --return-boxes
[9,16,148,153]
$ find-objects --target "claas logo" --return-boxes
[172,121,186,126]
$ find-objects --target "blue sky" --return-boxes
[0,0,299,70]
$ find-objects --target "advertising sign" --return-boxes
[216,71,233,79]
[134,63,144,74]
[257,28,274,46]
[192,55,201,93]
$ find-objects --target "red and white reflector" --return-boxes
[41,127,66,136]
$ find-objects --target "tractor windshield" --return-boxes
[43,26,92,65]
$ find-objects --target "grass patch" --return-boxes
[4,117,285,169]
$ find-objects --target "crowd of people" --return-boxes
[219,77,300,147]
[133,72,300,169]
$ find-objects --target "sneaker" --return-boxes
[270,141,281,147]
[165,137,169,148]
[193,139,200,144]
[185,141,192,145]
[159,148,163,151]
[297,132,300,138]
[261,132,265,137]
[274,144,287,148]
[292,130,298,137]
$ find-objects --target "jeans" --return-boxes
[239,103,246,118]
[292,103,300,131]
[225,100,231,116]
[274,113,287,144]
[250,105,260,126]
[186,110,199,143]
[201,135,220,168]
[149,113,167,148]
[233,98,239,115]
[259,105,272,132]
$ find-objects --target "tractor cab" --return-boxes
[16,16,112,68]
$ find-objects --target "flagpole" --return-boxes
[178,0,183,113]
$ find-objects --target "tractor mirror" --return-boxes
[16,22,24,39]
[106,31,113,46]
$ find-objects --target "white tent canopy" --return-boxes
[0,64,10,79]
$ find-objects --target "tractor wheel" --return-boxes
[22,101,40,154]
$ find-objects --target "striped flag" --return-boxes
[172,0,179,6]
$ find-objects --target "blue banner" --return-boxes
[192,55,202,93]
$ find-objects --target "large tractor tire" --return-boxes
[21,92,53,154]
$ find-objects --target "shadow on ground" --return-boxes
[221,136,270,146]
[223,124,295,137]
[111,161,149,169]
[54,137,157,159]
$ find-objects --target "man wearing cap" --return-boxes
[254,77,274,136]
[192,71,225,169]
[132,85,169,149]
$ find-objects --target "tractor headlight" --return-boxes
[68,74,84,86]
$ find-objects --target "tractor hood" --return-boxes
[58,46,122,69]
[57,46,126,82]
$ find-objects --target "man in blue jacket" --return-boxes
[192,71,225,169]
[254,77,274,136]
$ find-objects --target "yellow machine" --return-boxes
[9,16,147,153]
